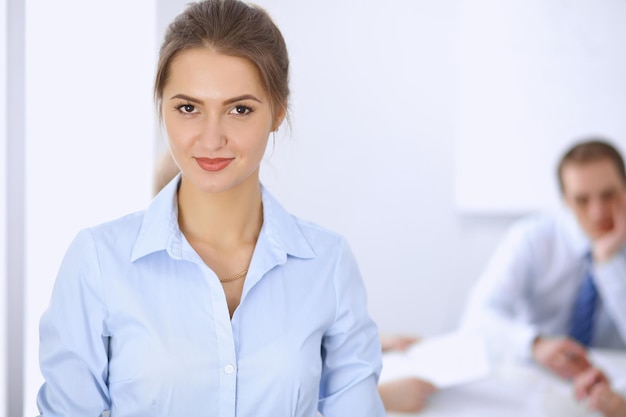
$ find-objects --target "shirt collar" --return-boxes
[258,185,316,261]
[130,173,181,262]
[130,174,316,262]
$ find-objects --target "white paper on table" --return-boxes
[379,332,491,388]
[541,383,602,417]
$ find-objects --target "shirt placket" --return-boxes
[206,266,238,417]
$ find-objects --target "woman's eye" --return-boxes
[230,105,252,115]
[177,104,196,114]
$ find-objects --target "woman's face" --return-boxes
[162,48,281,194]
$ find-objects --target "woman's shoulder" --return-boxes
[80,210,147,249]
[57,210,149,276]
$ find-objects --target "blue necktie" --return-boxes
[568,257,598,347]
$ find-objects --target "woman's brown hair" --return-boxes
[154,0,289,121]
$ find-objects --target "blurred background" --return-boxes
[2,0,626,416]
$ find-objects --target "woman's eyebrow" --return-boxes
[169,93,203,104]
[168,93,263,105]
[223,94,262,105]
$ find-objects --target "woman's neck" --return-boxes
[177,176,264,249]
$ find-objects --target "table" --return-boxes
[387,349,626,417]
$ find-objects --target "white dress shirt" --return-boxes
[460,209,626,360]
[37,176,385,417]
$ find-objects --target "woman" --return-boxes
[36,1,384,415]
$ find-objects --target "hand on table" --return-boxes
[574,367,626,417]
[379,377,437,413]
[532,336,591,379]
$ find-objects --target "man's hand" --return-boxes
[593,191,626,264]
[532,336,591,379]
[574,367,626,417]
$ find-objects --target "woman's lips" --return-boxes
[195,157,233,172]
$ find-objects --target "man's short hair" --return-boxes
[557,138,626,193]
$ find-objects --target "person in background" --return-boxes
[153,153,437,413]
[460,138,626,417]
[36,1,384,415]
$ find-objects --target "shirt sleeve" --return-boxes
[594,247,626,345]
[37,229,111,416]
[318,238,385,417]
[459,219,540,361]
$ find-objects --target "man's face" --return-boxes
[562,158,626,239]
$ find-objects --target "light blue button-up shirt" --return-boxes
[37,177,384,417]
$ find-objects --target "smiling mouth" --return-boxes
[195,157,234,172]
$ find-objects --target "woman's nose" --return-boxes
[198,115,226,151]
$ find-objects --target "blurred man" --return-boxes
[461,139,626,416]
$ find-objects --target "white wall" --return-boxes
[22,1,157,416]
[455,0,626,214]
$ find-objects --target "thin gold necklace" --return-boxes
[219,268,248,283]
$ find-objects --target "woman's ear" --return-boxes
[272,105,287,131]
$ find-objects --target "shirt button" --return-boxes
[224,364,235,374]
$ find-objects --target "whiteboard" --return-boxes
[455,0,626,214]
